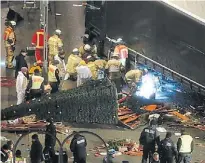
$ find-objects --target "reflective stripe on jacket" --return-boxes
[31,75,44,89]
[114,45,128,59]
[48,64,57,82]
[48,35,63,56]
[31,29,49,49]
[179,135,193,153]
[4,26,16,47]
[66,54,82,74]
[105,59,122,73]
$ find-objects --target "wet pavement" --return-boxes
[1,1,205,163]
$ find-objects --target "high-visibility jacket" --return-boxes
[94,59,107,70]
[48,64,57,82]
[125,69,143,83]
[31,29,49,49]
[66,54,82,74]
[79,45,97,58]
[16,157,26,163]
[4,26,16,47]
[29,65,42,75]
[179,135,193,153]
[105,59,122,73]
[31,75,44,89]
[48,34,63,56]
[114,45,128,59]
[87,61,97,80]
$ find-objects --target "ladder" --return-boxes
[23,0,37,9]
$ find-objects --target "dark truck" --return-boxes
[85,1,205,87]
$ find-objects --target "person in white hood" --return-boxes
[16,67,28,105]
[76,60,92,87]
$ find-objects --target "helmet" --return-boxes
[112,53,119,58]
[40,22,45,29]
[84,44,91,51]
[10,21,16,26]
[79,60,86,66]
[72,48,79,55]
[55,29,62,35]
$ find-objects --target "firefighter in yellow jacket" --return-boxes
[125,69,143,85]
[105,54,124,92]
[4,21,16,68]
[48,60,60,94]
[87,56,97,80]
[94,58,107,79]
[48,29,63,62]
[66,48,82,81]
[79,44,97,60]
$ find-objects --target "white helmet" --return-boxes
[55,29,62,35]
[72,48,79,54]
[10,21,16,26]
[84,44,91,51]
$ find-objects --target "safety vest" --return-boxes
[94,59,107,69]
[16,157,26,163]
[87,62,97,80]
[31,75,44,90]
[48,64,57,82]
[66,54,82,74]
[106,59,121,73]
[179,135,193,153]
[31,29,48,49]
[114,45,128,59]
[48,35,63,56]
[4,26,16,47]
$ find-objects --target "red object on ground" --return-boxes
[0,77,16,87]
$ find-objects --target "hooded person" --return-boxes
[76,60,92,87]
[15,49,28,78]
[1,144,9,162]
[66,48,82,81]
[16,67,28,105]
[139,119,160,163]
[30,134,43,163]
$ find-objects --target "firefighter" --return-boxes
[15,49,28,78]
[105,54,124,93]
[70,132,87,163]
[16,67,28,105]
[139,119,160,163]
[29,62,42,76]
[26,69,44,99]
[31,23,49,66]
[30,134,43,163]
[114,42,128,67]
[4,21,16,69]
[44,118,56,163]
[66,48,82,81]
[159,132,178,163]
[177,129,193,163]
[48,60,60,94]
[94,58,107,79]
[79,44,93,61]
[76,60,92,87]
[125,69,143,88]
[87,56,97,80]
[48,29,63,62]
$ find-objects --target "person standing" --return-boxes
[15,49,28,78]
[3,21,16,69]
[48,29,63,63]
[30,134,43,163]
[76,60,92,87]
[31,23,49,66]
[1,144,9,162]
[70,132,87,163]
[16,67,28,105]
[139,119,160,163]
[48,60,60,93]
[26,69,44,99]
[55,51,67,80]
[94,58,107,80]
[177,129,194,163]
[15,150,26,163]
[105,54,124,93]
[159,132,178,163]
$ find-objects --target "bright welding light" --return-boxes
[138,74,157,99]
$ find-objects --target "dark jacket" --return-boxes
[15,54,28,78]
[159,138,178,158]
[45,122,56,148]
[0,148,8,162]
[139,125,160,147]
[30,140,43,161]
[70,135,87,160]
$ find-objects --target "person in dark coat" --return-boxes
[159,132,178,163]
[45,118,56,161]
[15,49,28,78]
[70,132,87,163]
[139,119,160,163]
[30,134,43,163]
[1,144,9,162]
